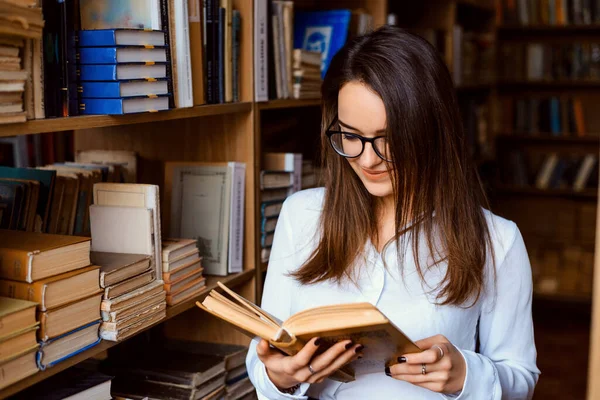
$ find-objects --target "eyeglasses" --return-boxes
[325,118,392,162]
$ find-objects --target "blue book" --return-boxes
[293,10,351,78]
[80,95,170,115]
[79,63,168,81]
[36,320,101,370]
[80,79,169,98]
[261,232,274,248]
[79,29,166,47]
[78,47,167,64]
[260,200,284,218]
[260,215,278,234]
[550,97,561,136]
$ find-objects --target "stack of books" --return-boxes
[0,0,43,124]
[259,153,302,263]
[77,29,171,115]
[0,230,103,371]
[292,49,322,100]
[105,339,253,400]
[89,183,166,342]
[0,297,39,390]
[162,238,205,306]
[300,159,322,190]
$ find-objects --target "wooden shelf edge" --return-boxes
[534,291,593,303]
[0,268,255,399]
[498,24,600,33]
[456,0,495,13]
[0,102,253,137]
[494,186,598,199]
[496,134,600,143]
[257,98,321,110]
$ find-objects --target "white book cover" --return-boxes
[174,0,194,107]
[254,0,269,101]
[90,205,154,256]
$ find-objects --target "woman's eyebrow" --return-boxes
[338,119,386,133]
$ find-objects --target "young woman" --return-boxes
[247,25,540,399]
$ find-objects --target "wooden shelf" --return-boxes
[534,291,593,304]
[496,134,600,144]
[456,82,494,92]
[0,269,255,399]
[498,24,600,34]
[497,80,600,90]
[0,102,252,137]
[495,186,598,200]
[257,98,321,110]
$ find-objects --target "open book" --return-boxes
[196,283,422,382]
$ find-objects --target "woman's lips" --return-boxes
[361,168,389,181]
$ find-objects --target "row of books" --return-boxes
[531,245,594,297]
[452,27,495,87]
[8,340,255,400]
[254,3,372,101]
[498,42,600,82]
[498,96,594,136]
[0,0,43,124]
[499,0,600,26]
[259,153,322,263]
[502,151,598,191]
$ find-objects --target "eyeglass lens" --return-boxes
[329,133,390,161]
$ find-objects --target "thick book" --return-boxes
[79,63,168,81]
[103,269,155,300]
[165,277,206,306]
[163,249,200,273]
[78,47,167,64]
[0,324,38,363]
[36,319,101,370]
[0,346,38,391]
[80,79,169,98]
[38,292,102,341]
[91,251,151,288]
[163,259,202,283]
[0,296,37,340]
[100,307,165,341]
[263,152,303,193]
[0,265,101,311]
[100,280,164,314]
[0,229,91,283]
[197,282,422,381]
[80,95,169,115]
[162,238,198,265]
[101,286,166,322]
[78,29,166,47]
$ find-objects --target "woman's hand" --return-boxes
[256,337,363,391]
[386,334,466,394]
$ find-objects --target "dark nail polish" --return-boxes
[384,366,391,377]
[345,342,354,350]
[398,356,407,363]
[314,338,321,346]
[355,345,364,354]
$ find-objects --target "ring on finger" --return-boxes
[308,364,316,375]
[432,344,445,359]
[421,363,427,375]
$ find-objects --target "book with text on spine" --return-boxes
[196,282,422,382]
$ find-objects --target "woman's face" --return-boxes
[337,81,393,199]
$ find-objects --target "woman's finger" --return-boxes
[311,344,362,382]
[306,340,354,374]
[389,360,447,376]
[402,347,444,365]
[390,371,449,385]
[287,337,322,371]
[256,339,287,369]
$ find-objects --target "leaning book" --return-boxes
[196,282,422,382]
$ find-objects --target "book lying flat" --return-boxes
[100,308,165,342]
[0,296,37,339]
[36,320,101,370]
[197,283,422,381]
[0,324,38,363]
[0,346,39,390]
[91,251,151,288]
[163,340,248,372]
[101,291,166,323]
[38,293,102,341]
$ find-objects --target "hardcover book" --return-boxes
[197,282,422,381]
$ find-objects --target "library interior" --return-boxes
[0,0,598,399]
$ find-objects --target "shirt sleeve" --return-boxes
[444,225,541,400]
[246,198,311,400]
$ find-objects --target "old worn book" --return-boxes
[91,251,151,288]
[100,280,164,314]
[36,320,101,370]
[101,301,166,332]
[0,324,38,362]
[164,269,203,293]
[0,346,38,390]
[0,296,37,339]
[166,278,206,306]
[0,265,100,311]
[197,283,422,381]
[101,290,166,323]
[100,307,165,342]
[163,259,202,283]
[164,249,200,273]
[38,292,103,341]
[103,269,155,300]
[162,238,197,265]
[0,229,91,283]
[163,340,247,372]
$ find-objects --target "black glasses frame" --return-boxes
[325,118,392,162]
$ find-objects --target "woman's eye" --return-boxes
[343,134,359,141]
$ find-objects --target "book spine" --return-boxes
[232,9,240,102]
[161,0,175,109]
[0,279,43,306]
[0,250,32,282]
[32,38,45,119]
[254,0,268,101]
[42,0,60,117]
[66,0,80,116]
[79,65,118,81]
[218,6,225,103]
[205,0,214,103]
[23,39,34,120]
[80,98,125,115]
[188,0,205,105]
[80,81,122,98]
[223,0,232,103]
[212,0,219,103]
[78,29,117,47]
[58,0,69,116]
[78,47,118,65]
[228,162,245,273]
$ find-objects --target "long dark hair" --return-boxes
[292,25,494,307]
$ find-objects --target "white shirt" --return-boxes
[247,188,540,400]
